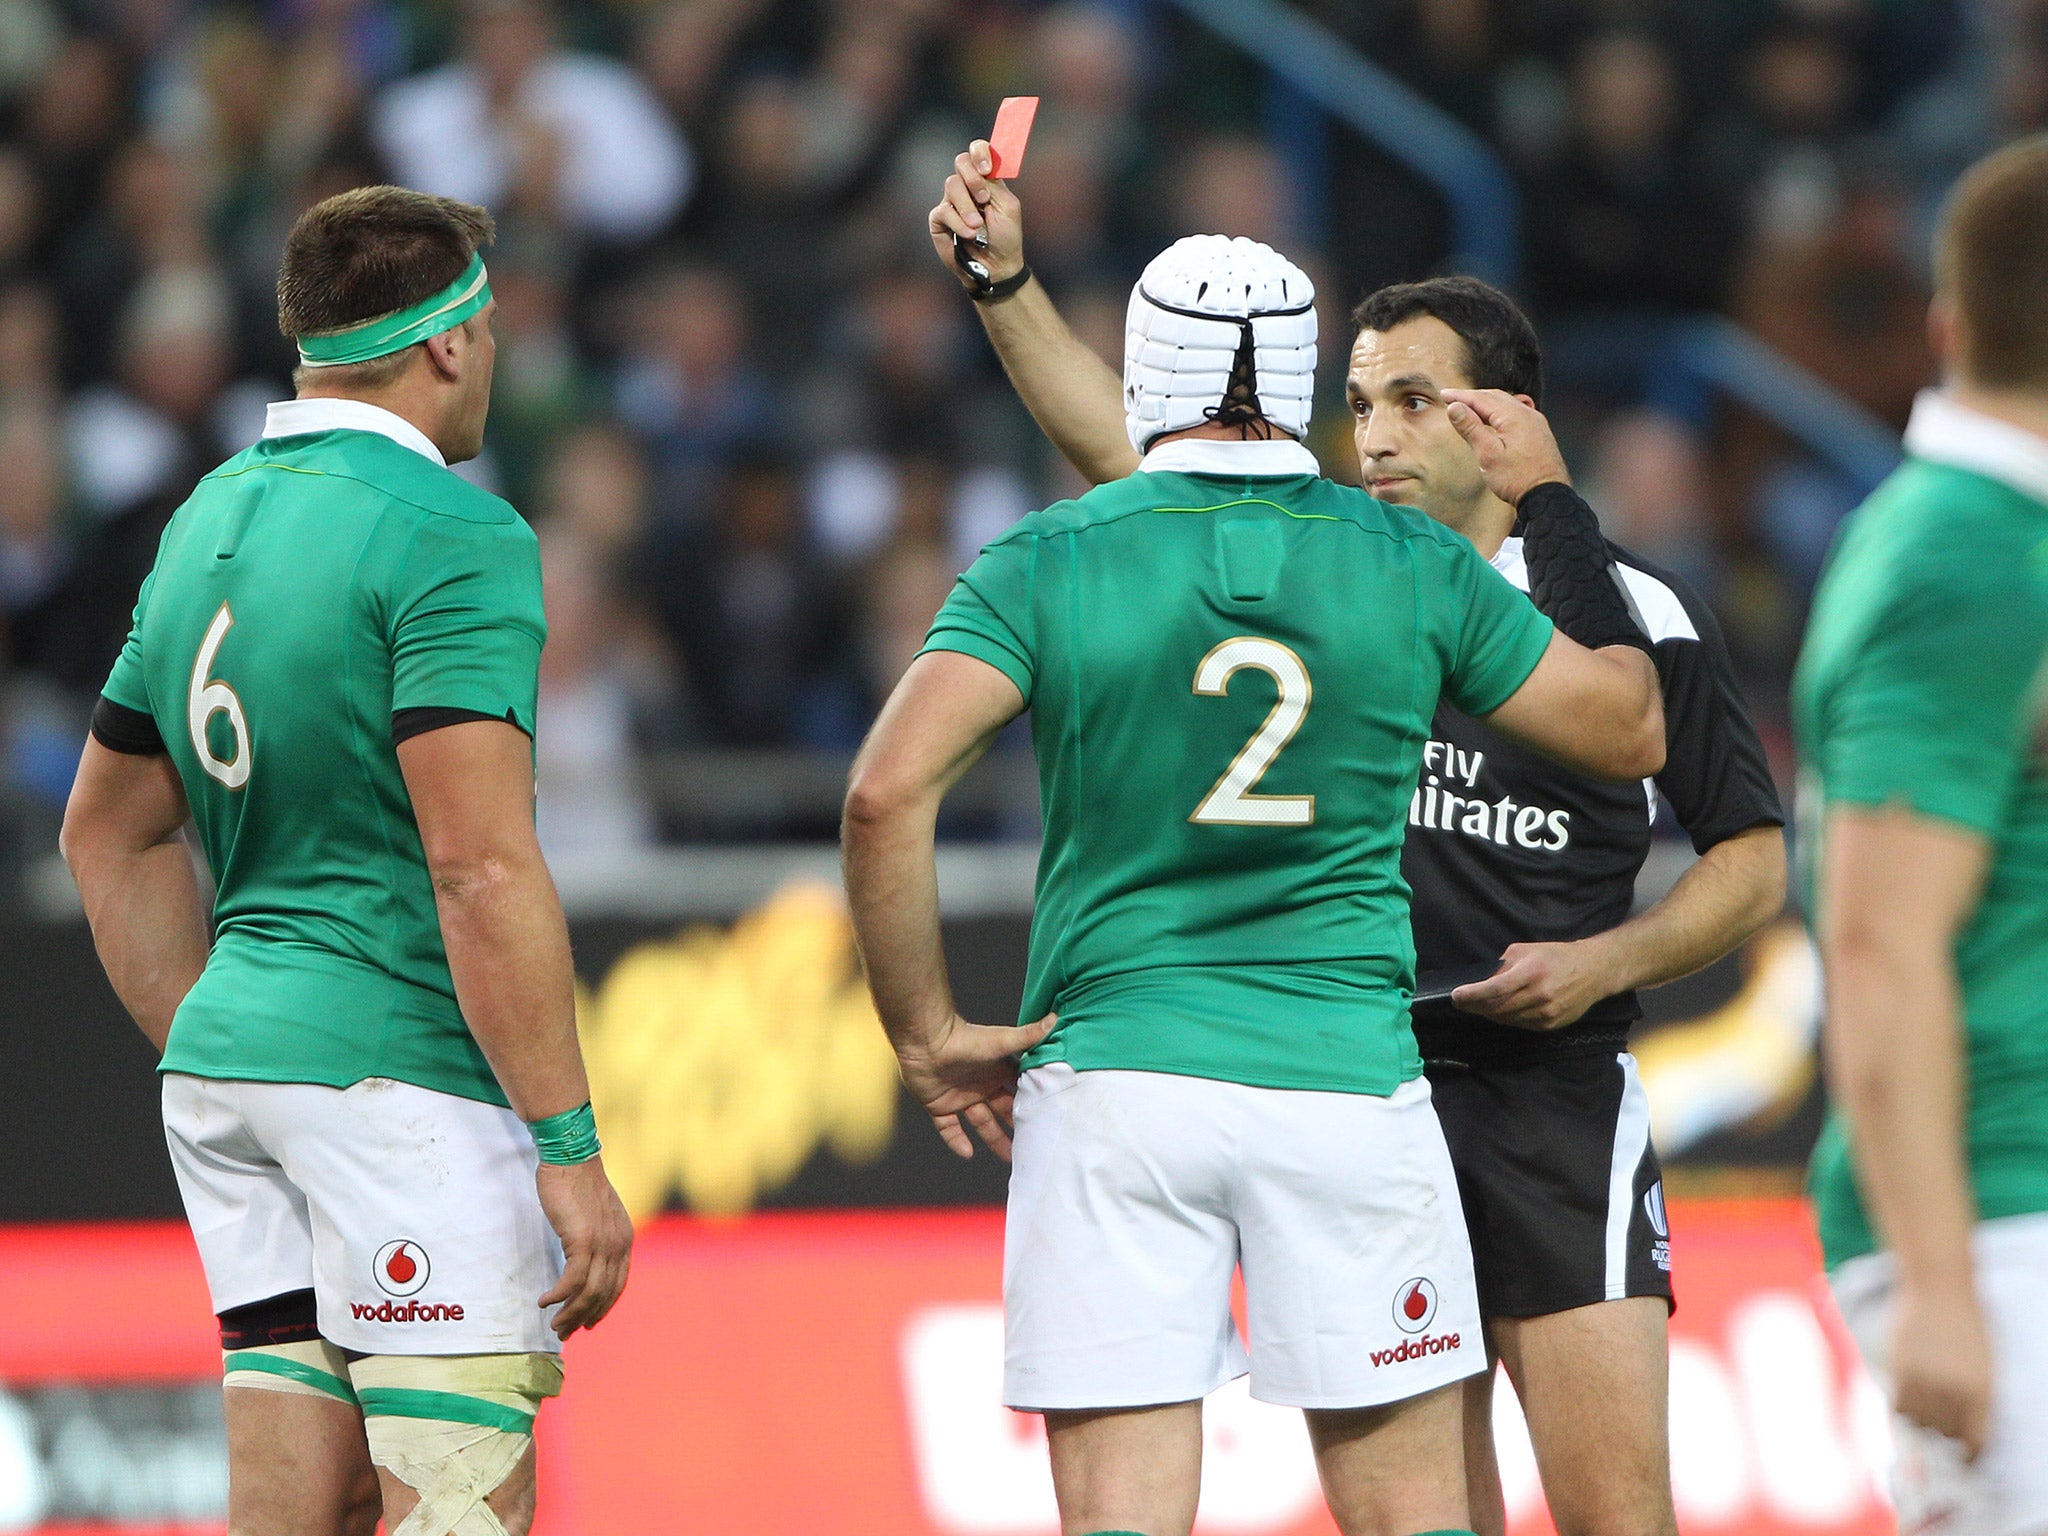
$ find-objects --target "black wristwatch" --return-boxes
[952,233,1033,302]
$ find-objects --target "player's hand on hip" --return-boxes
[1890,1278,1995,1461]
[536,1157,634,1338]
[896,1011,1057,1161]
[1449,941,1609,1030]
[1440,388,1572,507]
[928,139,1026,292]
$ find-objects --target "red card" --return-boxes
[987,96,1039,178]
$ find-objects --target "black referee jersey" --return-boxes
[1405,533,1785,1069]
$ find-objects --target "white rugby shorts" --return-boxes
[162,1074,565,1356]
[1831,1210,2048,1536]
[1002,1064,1484,1411]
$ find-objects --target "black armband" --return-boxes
[1518,482,1651,654]
[391,705,526,745]
[91,696,167,755]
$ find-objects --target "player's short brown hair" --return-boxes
[1938,135,2048,389]
[277,186,494,378]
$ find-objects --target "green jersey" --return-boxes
[921,439,1555,1095]
[1796,391,2048,1267]
[99,400,545,1106]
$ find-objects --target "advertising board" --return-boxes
[0,1201,1893,1535]
[0,900,1826,1226]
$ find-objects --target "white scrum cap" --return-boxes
[1123,234,1318,454]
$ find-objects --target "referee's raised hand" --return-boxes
[1441,387,1571,507]
[929,139,1027,293]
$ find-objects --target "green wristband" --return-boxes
[529,1102,601,1165]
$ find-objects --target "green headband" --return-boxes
[295,252,492,368]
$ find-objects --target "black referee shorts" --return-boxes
[1426,1051,1675,1319]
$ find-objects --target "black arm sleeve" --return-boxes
[1518,482,1653,654]
[1649,574,1786,852]
[391,705,529,746]
[91,696,167,756]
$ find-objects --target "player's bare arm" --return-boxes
[399,719,633,1336]
[61,740,210,1053]
[1456,821,1786,1030]
[1819,802,1992,1458]
[930,139,1136,485]
[1483,636,1663,781]
[843,650,1056,1161]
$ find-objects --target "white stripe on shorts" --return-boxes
[1604,1053,1652,1299]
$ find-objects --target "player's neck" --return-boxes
[295,381,456,461]
[1946,379,2048,447]
[1440,491,1517,563]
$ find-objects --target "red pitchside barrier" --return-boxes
[0,1203,1896,1535]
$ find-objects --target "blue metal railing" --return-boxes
[1666,318,1904,495]
[1161,0,1521,287]
[1153,0,1906,491]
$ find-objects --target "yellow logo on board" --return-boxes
[578,883,899,1219]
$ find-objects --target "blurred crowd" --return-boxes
[0,0,2029,866]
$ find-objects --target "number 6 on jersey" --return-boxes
[1190,637,1314,826]
[189,603,251,788]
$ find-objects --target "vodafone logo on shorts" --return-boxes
[1393,1276,1438,1334]
[354,1240,465,1323]
[1372,1277,1462,1368]
[373,1239,431,1297]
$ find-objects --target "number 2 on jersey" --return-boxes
[1189,637,1314,826]
[189,603,251,788]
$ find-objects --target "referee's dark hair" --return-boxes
[1351,277,1544,407]
[1939,134,2048,390]
[277,185,496,386]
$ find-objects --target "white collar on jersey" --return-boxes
[1489,534,1527,588]
[261,398,447,467]
[1904,389,2048,508]
[1137,437,1321,478]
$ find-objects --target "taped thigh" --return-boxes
[222,1338,359,1406]
[350,1353,563,1536]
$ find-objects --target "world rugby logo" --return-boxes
[1644,1182,1669,1239]
[1393,1277,1438,1334]
[373,1239,431,1298]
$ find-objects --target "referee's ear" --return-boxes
[1513,393,1537,410]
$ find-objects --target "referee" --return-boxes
[929,143,1788,1536]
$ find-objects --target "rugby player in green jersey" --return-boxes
[842,230,1664,1535]
[1798,136,2048,1536]
[927,145,1789,1536]
[59,187,631,1536]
